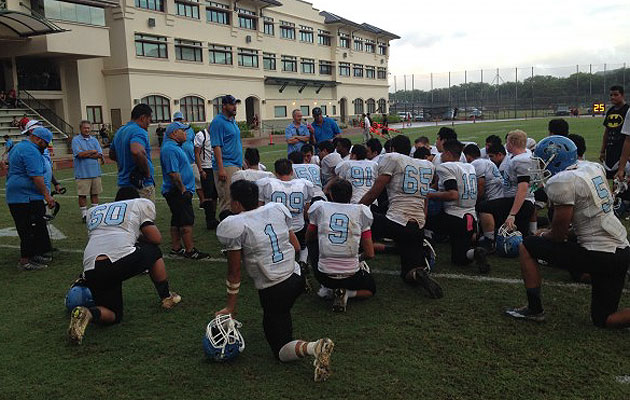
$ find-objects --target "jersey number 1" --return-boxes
[264,224,284,263]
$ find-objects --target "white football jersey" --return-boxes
[308,201,373,275]
[546,161,628,253]
[480,147,489,159]
[217,203,297,289]
[83,198,156,272]
[320,152,343,186]
[335,160,378,204]
[257,177,314,231]
[471,158,504,201]
[232,169,274,183]
[500,152,534,203]
[433,152,467,166]
[292,163,325,199]
[436,162,478,219]
[377,152,435,227]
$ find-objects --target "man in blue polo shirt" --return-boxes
[173,111,202,206]
[110,104,155,202]
[161,122,209,260]
[72,120,104,223]
[285,109,310,155]
[6,127,56,270]
[210,95,243,219]
[309,107,340,145]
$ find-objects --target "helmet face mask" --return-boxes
[496,224,523,258]
[531,136,578,186]
[203,314,245,362]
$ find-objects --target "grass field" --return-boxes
[1,116,629,400]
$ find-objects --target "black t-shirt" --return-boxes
[603,103,630,169]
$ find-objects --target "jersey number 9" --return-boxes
[328,213,349,244]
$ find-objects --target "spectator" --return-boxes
[7,88,17,108]
[98,124,110,147]
[1,134,13,170]
[10,116,19,127]
[6,127,56,270]
[285,109,310,155]
[381,113,388,136]
[0,91,6,108]
[18,114,29,131]
[109,104,155,201]
[362,113,371,143]
[155,124,165,147]
[161,122,209,260]
[210,95,243,220]
[309,107,340,145]
[173,111,200,205]
[597,86,628,179]
[194,124,219,229]
[72,120,104,223]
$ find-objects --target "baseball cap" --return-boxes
[31,127,53,144]
[312,107,322,116]
[222,95,241,105]
[173,111,184,120]
[165,121,188,136]
[21,119,43,134]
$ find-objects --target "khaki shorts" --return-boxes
[192,163,201,189]
[76,177,103,196]
[213,165,240,213]
[138,185,156,203]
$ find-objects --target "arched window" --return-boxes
[366,98,376,114]
[212,97,223,117]
[354,98,364,115]
[180,96,206,122]
[141,95,170,123]
[377,98,387,114]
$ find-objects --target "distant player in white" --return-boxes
[506,136,630,328]
[360,135,443,298]
[317,141,342,186]
[334,144,377,204]
[463,144,504,202]
[67,187,181,345]
[335,137,352,161]
[232,147,274,183]
[427,140,489,272]
[433,127,467,166]
[365,138,383,164]
[215,180,335,381]
[306,180,375,312]
[480,135,502,159]
[289,150,326,200]
[301,144,320,166]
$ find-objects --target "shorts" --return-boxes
[201,168,217,200]
[192,164,201,190]
[76,177,103,196]
[164,189,195,227]
[476,197,534,235]
[523,235,630,327]
[84,244,163,323]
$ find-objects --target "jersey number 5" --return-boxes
[591,176,612,213]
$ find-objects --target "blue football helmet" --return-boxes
[427,189,444,217]
[496,224,523,258]
[203,314,245,362]
[531,136,578,185]
[65,285,95,312]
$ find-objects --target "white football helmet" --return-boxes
[203,314,245,362]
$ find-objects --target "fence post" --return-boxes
[515,67,518,119]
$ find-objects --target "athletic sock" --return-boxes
[154,280,171,299]
[346,290,357,298]
[483,231,495,240]
[80,206,87,218]
[466,248,475,260]
[529,221,538,233]
[299,247,308,264]
[88,306,101,323]
[278,340,317,362]
[526,287,543,313]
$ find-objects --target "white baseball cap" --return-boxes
[21,119,43,134]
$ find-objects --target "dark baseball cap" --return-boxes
[222,95,241,105]
[312,107,323,116]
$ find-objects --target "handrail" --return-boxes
[18,89,74,137]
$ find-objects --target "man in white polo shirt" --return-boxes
[194,126,219,229]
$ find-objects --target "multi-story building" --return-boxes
[0,0,398,136]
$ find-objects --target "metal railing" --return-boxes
[18,89,74,137]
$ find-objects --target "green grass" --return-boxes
[1,116,629,400]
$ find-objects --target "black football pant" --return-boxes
[371,213,424,280]
[8,201,51,259]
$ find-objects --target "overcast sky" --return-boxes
[310,0,630,83]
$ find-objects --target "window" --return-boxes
[299,25,313,43]
[377,67,387,79]
[263,16,274,35]
[354,98,364,115]
[280,21,295,39]
[320,105,327,116]
[339,33,350,48]
[332,105,336,115]
[282,55,297,72]
[135,0,164,12]
[353,38,363,52]
[86,106,103,124]
[180,96,206,122]
[238,48,259,68]
[301,58,315,74]
[37,0,106,26]
[212,97,222,117]
[237,8,256,30]
[367,99,376,114]
[319,60,333,75]
[274,106,287,118]
[209,44,232,65]
[176,0,199,18]
[353,64,363,78]
[206,1,229,24]
[135,34,168,58]
[141,95,170,123]
[339,62,350,76]
[378,44,387,56]
[263,52,276,70]
[318,29,331,46]
[175,39,203,62]
[377,98,387,113]
[365,41,375,53]
[300,105,309,116]
[366,66,375,79]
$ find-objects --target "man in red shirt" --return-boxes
[18,114,29,131]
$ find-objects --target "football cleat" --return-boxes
[68,306,93,345]
[184,248,210,260]
[65,285,95,312]
[161,292,182,309]
[203,314,245,362]
[317,285,334,300]
[477,236,495,254]
[313,338,335,382]
[413,268,444,299]
[169,248,185,258]
[31,254,52,264]
[17,261,47,271]
[504,306,545,322]
[474,247,490,274]
[332,288,348,313]
[496,224,523,258]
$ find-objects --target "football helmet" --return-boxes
[203,314,245,362]
[530,135,578,186]
[65,285,95,312]
[613,178,630,219]
[496,224,523,258]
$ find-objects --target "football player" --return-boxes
[334,144,377,204]
[480,135,501,159]
[335,138,352,161]
[433,127,467,166]
[427,140,489,272]
[506,136,630,328]
[232,148,274,182]
[318,141,342,186]
[359,135,443,298]
[301,144,320,166]
[365,138,383,164]
[67,187,181,345]
[487,143,506,168]
[215,180,334,381]
[289,151,326,201]
[463,144,504,203]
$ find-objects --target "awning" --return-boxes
[319,11,400,40]
[0,10,67,39]
[265,77,339,93]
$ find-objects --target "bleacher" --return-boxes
[0,107,70,159]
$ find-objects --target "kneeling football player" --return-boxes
[215,180,334,382]
[306,179,376,312]
[67,187,181,345]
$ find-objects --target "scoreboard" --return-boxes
[593,103,605,114]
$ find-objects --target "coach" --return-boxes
[285,109,309,155]
[309,107,340,145]
[6,127,55,270]
[110,104,155,201]
[210,95,243,219]
[72,120,103,222]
